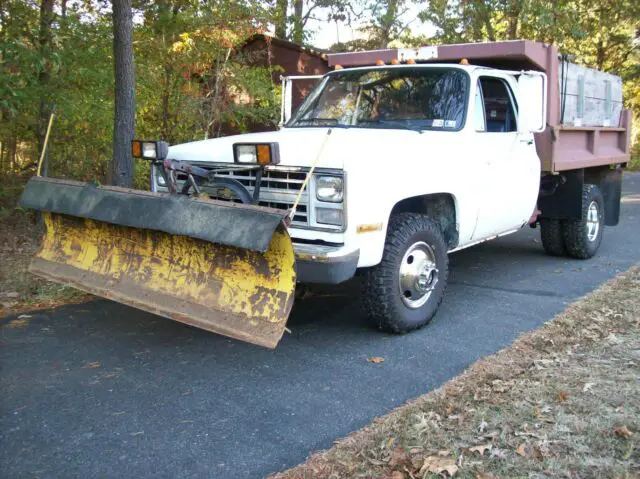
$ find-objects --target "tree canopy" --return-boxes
[0,0,638,191]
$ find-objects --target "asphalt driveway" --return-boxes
[2,172,639,478]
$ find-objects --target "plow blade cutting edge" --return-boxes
[19,177,297,348]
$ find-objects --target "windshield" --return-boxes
[287,67,469,131]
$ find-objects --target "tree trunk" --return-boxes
[378,0,399,48]
[292,0,303,43]
[38,0,55,176]
[161,64,171,140]
[275,0,288,39]
[506,0,520,39]
[111,0,135,187]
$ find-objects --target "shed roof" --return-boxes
[240,34,329,61]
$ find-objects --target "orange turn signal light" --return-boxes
[257,144,271,165]
[131,140,142,158]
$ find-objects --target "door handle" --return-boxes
[520,138,534,145]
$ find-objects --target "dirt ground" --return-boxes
[272,266,640,479]
[0,210,90,317]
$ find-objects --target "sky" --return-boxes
[301,3,437,49]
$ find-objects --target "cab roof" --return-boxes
[327,40,552,72]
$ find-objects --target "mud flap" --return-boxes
[20,178,297,348]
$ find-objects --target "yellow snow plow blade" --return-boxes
[30,212,296,348]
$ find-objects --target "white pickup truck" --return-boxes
[160,40,631,335]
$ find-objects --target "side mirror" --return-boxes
[517,72,547,133]
[279,74,324,126]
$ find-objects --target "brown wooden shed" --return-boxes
[224,34,329,134]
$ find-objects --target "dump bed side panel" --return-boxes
[538,110,632,172]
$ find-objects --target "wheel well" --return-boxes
[390,194,458,249]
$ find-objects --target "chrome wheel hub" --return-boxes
[586,201,600,242]
[399,241,439,309]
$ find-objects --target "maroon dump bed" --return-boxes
[327,41,632,174]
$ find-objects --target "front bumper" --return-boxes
[293,243,359,284]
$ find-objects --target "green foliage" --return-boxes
[0,0,284,192]
[418,0,640,149]
[1,0,637,195]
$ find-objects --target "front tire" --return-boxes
[563,184,604,259]
[362,213,449,333]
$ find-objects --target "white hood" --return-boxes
[168,128,344,169]
[168,126,445,172]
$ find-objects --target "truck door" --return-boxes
[470,75,540,240]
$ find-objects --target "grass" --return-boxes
[0,208,91,316]
[271,266,640,479]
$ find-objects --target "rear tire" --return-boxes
[563,184,604,259]
[539,218,566,256]
[361,213,448,334]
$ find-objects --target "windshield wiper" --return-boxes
[355,120,425,133]
[294,118,339,125]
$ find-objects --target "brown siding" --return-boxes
[223,37,329,134]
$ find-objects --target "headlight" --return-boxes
[131,140,169,161]
[235,144,257,163]
[316,176,343,202]
[155,168,166,186]
[315,207,344,226]
[233,143,280,165]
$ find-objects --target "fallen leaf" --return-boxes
[614,425,633,438]
[368,356,384,364]
[438,449,451,457]
[389,448,411,468]
[532,446,544,461]
[622,442,633,460]
[478,420,488,433]
[490,448,508,459]
[483,430,500,439]
[557,391,569,402]
[469,443,492,456]
[5,319,29,329]
[87,361,101,368]
[390,471,405,479]
[476,473,499,479]
[419,456,458,477]
[582,382,595,392]
[516,444,527,457]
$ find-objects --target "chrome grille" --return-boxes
[176,165,310,226]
